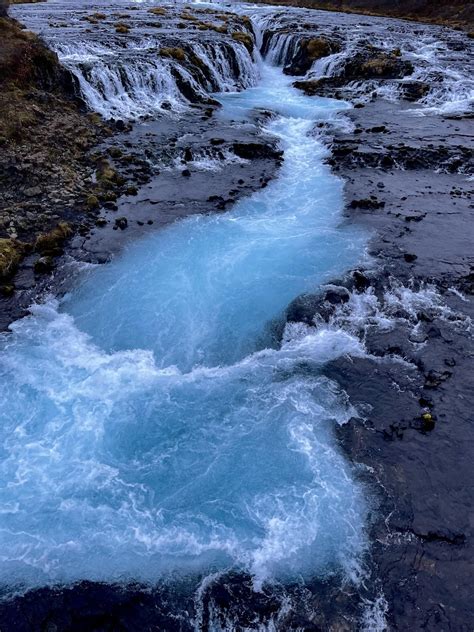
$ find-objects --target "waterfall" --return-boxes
[52,36,258,119]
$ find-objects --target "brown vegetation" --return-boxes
[252,0,474,30]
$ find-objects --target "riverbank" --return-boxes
[0,4,282,329]
[252,0,474,31]
[282,20,473,632]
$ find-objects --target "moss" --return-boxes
[108,146,123,158]
[231,31,254,53]
[115,23,130,34]
[92,12,106,19]
[35,222,73,255]
[0,284,15,297]
[85,194,100,210]
[96,158,118,183]
[147,7,166,15]
[159,47,186,61]
[0,238,27,279]
[305,37,333,60]
[180,12,198,21]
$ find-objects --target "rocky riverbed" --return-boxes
[0,1,473,630]
[275,10,474,630]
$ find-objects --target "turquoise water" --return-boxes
[0,65,368,593]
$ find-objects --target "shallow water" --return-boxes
[0,60,369,595]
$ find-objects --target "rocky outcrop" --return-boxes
[0,14,112,292]
[283,36,340,75]
[293,47,414,96]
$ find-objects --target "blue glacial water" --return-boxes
[0,65,369,594]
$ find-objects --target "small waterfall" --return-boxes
[52,36,258,119]
[262,31,301,67]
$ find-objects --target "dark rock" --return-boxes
[34,256,55,274]
[284,37,341,76]
[324,286,350,304]
[232,142,283,161]
[114,217,128,230]
[400,81,430,101]
[349,198,385,210]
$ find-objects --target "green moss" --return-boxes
[305,38,333,60]
[115,23,130,34]
[159,47,186,61]
[0,238,26,279]
[85,194,100,210]
[96,158,118,183]
[35,222,73,255]
[180,12,198,21]
[231,31,254,53]
[147,7,166,15]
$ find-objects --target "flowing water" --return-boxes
[0,55,369,595]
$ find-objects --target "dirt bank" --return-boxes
[253,0,474,31]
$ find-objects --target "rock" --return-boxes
[232,142,283,161]
[421,412,436,431]
[34,256,55,274]
[349,198,385,210]
[159,47,186,61]
[181,169,191,177]
[114,217,128,230]
[231,32,254,54]
[403,253,418,263]
[103,201,118,210]
[115,23,131,34]
[24,185,42,197]
[284,37,340,76]
[352,270,371,291]
[324,286,350,305]
[400,81,430,101]
[95,218,107,227]
[0,283,14,297]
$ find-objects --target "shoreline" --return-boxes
[251,0,474,32]
[287,69,473,632]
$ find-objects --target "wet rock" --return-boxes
[0,284,14,297]
[232,142,283,161]
[114,217,128,230]
[34,255,55,274]
[231,32,254,54]
[400,81,430,101]
[284,37,340,76]
[324,285,350,304]
[349,198,385,210]
[159,47,186,61]
[352,269,371,291]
